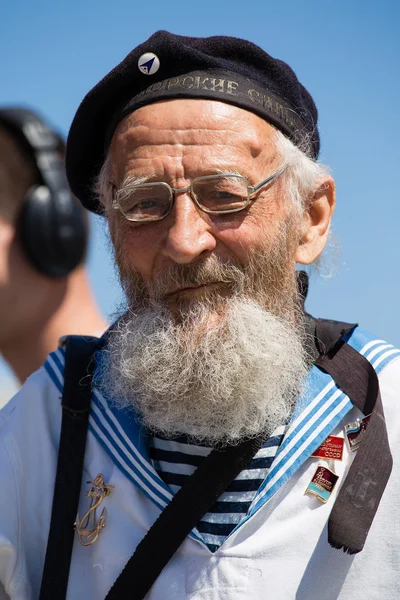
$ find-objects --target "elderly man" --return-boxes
[0,32,399,600]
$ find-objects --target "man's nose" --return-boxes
[161,193,217,264]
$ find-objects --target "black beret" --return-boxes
[66,30,320,213]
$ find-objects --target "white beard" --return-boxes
[97,296,309,446]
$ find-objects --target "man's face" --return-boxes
[101,100,317,443]
[107,99,303,316]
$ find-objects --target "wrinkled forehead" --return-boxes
[109,99,280,179]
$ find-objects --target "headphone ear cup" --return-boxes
[19,185,87,278]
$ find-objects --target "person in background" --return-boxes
[0,107,106,384]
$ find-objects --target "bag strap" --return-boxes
[314,318,393,553]
[105,434,265,600]
[39,336,98,600]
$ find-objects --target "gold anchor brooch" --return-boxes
[75,474,114,546]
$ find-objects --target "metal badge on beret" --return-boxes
[138,52,160,75]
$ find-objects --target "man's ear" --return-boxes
[295,175,335,265]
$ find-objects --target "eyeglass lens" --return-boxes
[117,175,250,221]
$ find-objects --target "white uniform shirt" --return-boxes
[0,328,399,599]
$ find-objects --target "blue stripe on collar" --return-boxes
[44,348,65,393]
[89,396,171,507]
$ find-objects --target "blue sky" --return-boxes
[0,0,399,391]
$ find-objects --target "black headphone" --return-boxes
[0,107,87,278]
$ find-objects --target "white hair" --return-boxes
[94,127,331,218]
[274,130,331,216]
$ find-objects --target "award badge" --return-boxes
[75,474,114,546]
[344,415,371,451]
[311,435,344,461]
[305,465,339,503]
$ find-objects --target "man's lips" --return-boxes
[165,282,221,298]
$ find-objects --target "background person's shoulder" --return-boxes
[0,354,64,449]
[0,363,61,599]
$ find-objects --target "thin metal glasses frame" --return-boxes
[112,165,287,222]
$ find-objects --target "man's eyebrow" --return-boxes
[213,167,248,178]
[118,168,250,189]
[118,173,156,188]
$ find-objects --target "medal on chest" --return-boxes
[75,474,114,546]
[305,465,339,503]
[311,435,344,461]
[344,415,370,451]
[305,435,344,503]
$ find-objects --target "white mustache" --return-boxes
[147,256,246,302]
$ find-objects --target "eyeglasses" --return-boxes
[112,165,287,223]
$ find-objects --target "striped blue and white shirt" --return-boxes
[150,426,286,552]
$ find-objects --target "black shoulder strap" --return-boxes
[39,336,98,600]
[314,318,393,554]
